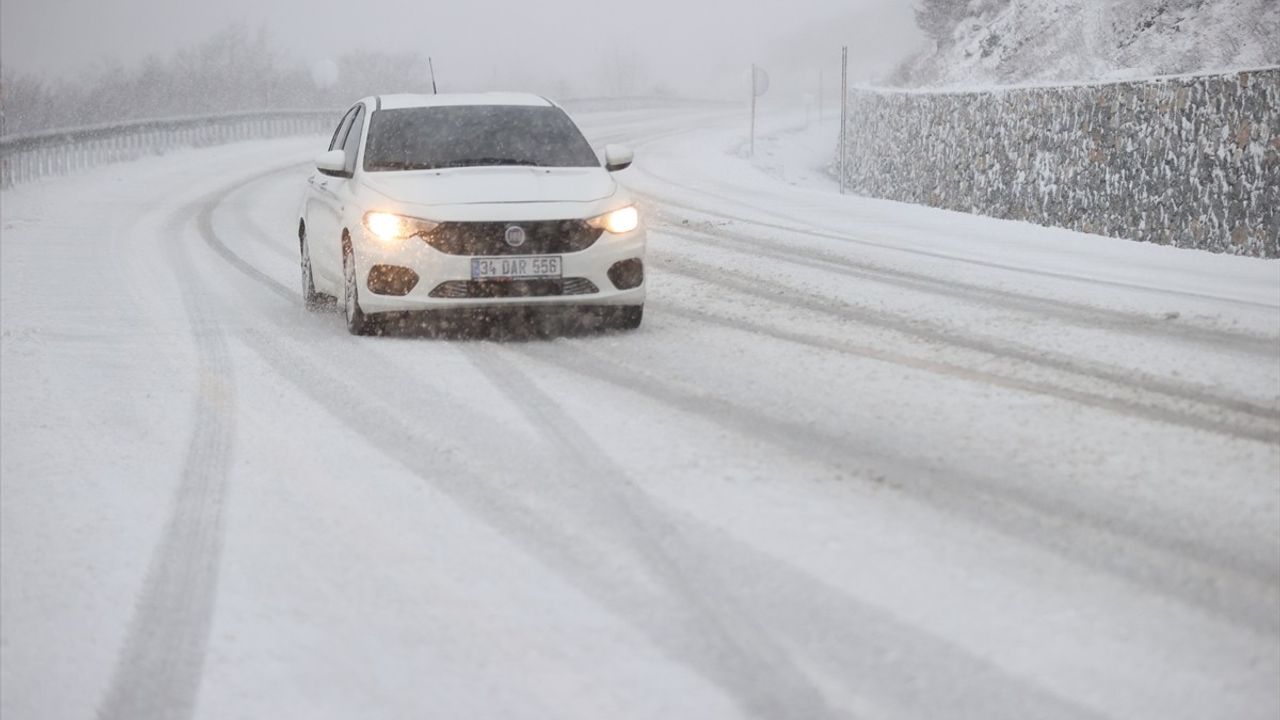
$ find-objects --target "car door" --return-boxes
[306,106,357,287]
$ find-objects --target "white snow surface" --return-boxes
[2,107,1278,720]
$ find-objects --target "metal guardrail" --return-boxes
[0,109,339,189]
[0,98,731,190]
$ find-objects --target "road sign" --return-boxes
[753,66,770,97]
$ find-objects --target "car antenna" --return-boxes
[428,57,438,94]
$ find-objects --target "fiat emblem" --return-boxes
[504,225,527,247]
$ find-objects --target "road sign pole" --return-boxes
[750,63,757,157]
[839,47,848,194]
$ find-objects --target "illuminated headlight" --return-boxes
[588,206,639,235]
[362,211,438,243]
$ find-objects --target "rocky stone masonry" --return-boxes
[842,69,1279,257]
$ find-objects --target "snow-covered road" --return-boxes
[2,106,1278,720]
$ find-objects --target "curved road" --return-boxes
[2,105,1278,720]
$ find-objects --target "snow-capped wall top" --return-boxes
[897,0,1280,88]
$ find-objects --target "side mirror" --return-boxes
[604,144,634,172]
[316,149,348,176]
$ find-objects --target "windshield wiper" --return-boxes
[369,160,436,172]
[368,158,542,171]
[438,158,541,168]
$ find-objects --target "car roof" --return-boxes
[369,93,555,110]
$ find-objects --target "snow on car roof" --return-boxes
[372,93,553,110]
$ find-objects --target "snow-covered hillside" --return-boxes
[898,0,1280,87]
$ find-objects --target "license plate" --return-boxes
[470,255,562,280]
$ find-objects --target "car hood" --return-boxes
[359,166,617,206]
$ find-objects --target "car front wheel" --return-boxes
[342,241,374,336]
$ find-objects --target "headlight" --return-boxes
[362,211,438,243]
[588,206,639,234]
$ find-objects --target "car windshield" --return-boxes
[363,105,599,172]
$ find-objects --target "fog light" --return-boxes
[607,258,644,290]
[366,265,419,296]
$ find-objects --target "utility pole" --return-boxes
[428,57,439,94]
[839,47,848,194]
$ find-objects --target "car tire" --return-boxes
[299,224,334,312]
[607,305,643,330]
[342,239,375,336]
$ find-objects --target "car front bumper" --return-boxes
[353,226,646,315]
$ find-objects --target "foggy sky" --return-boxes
[1,0,924,97]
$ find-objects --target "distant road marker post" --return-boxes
[839,46,848,195]
[750,64,770,157]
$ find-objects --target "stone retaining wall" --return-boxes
[841,69,1279,257]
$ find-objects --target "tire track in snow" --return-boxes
[200,159,1278,636]
[96,190,238,720]
[460,345,1105,720]
[648,296,1250,427]
[187,164,847,718]
[649,209,1279,360]
[192,164,1100,719]
[649,253,1280,443]
[232,325,847,720]
[228,318,1101,720]
[460,346,844,720]
[508,340,1280,636]
[196,164,310,303]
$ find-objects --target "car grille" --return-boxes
[428,278,600,299]
[423,220,603,256]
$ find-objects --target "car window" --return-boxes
[327,107,357,152]
[342,106,365,175]
[363,105,599,172]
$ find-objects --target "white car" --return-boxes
[298,93,646,335]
